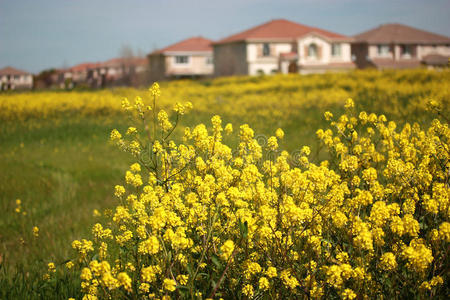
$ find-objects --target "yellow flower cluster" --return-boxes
[62,85,449,299]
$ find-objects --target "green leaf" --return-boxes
[186,263,193,277]
[211,255,222,269]
[239,219,248,239]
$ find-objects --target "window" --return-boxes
[400,45,412,58]
[377,44,390,56]
[205,57,213,65]
[175,56,189,64]
[308,43,318,58]
[262,43,270,56]
[332,43,341,57]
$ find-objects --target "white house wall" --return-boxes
[298,36,330,64]
[331,43,352,63]
[246,43,292,61]
[418,45,450,59]
[297,36,351,64]
[248,63,279,75]
[165,54,213,76]
[247,42,292,75]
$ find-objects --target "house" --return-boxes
[212,19,355,76]
[0,66,33,90]
[53,62,98,89]
[87,57,148,88]
[148,36,214,81]
[50,58,148,89]
[352,23,450,69]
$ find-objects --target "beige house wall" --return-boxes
[247,42,293,75]
[417,45,450,59]
[362,44,450,62]
[165,54,213,76]
[298,36,352,65]
[247,42,292,61]
[213,43,248,76]
[0,74,33,90]
[368,44,394,59]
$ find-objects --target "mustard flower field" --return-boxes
[0,69,449,299]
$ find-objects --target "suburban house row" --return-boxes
[1,57,148,91]
[1,19,449,90]
[148,19,450,80]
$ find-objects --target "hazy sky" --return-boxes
[1,0,449,73]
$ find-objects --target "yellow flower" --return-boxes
[114,185,125,198]
[242,284,254,297]
[379,252,397,271]
[80,267,92,281]
[266,266,277,278]
[117,272,132,292]
[224,123,233,134]
[220,240,235,261]
[66,261,74,270]
[275,128,284,139]
[345,98,354,108]
[176,274,189,285]
[48,262,56,273]
[110,129,122,141]
[32,226,39,237]
[267,136,278,150]
[149,82,161,97]
[341,288,357,300]
[259,277,270,290]
[163,278,176,292]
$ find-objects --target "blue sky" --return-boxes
[1,0,449,73]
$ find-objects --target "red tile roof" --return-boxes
[100,57,148,67]
[214,19,350,44]
[0,66,31,76]
[354,23,450,44]
[70,62,99,72]
[151,36,213,55]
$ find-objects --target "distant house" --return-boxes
[52,58,148,89]
[53,62,98,89]
[212,19,355,76]
[0,67,33,90]
[87,57,148,88]
[148,37,214,81]
[352,23,450,69]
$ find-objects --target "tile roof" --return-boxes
[70,62,99,72]
[0,66,31,76]
[354,23,450,44]
[151,36,213,55]
[100,57,148,67]
[214,19,350,44]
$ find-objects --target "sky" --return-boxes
[1,0,449,74]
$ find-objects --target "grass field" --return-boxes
[0,69,449,298]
